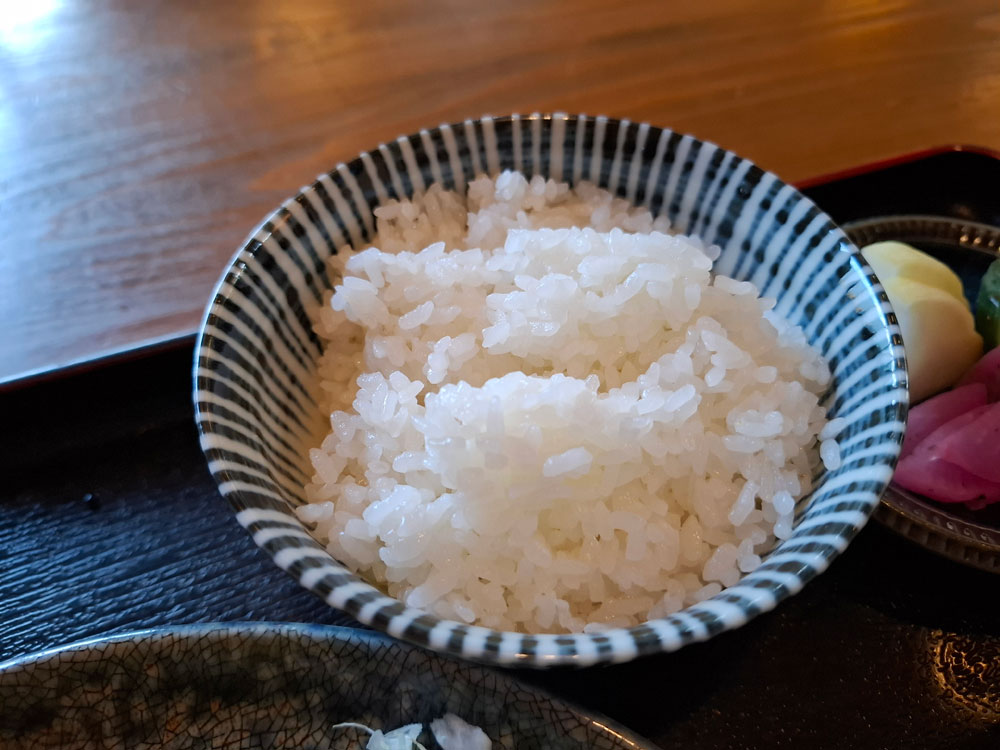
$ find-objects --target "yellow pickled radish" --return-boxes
[879,276,982,403]
[863,241,966,303]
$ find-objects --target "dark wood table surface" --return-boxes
[3,0,1000,385]
[3,4,1000,747]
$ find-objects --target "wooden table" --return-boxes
[3,0,1000,384]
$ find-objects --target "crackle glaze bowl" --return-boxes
[194,114,907,667]
[0,623,656,749]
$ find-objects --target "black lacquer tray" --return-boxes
[2,147,999,748]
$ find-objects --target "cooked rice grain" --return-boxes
[297,171,834,633]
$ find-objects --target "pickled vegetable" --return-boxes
[975,258,1000,351]
[879,276,981,403]
[862,241,982,402]
[900,382,986,460]
[957,344,1000,401]
[864,241,966,303]
[894,350,1000,509]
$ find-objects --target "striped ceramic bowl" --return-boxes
[194,114,907,667]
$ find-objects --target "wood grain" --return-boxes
[2,0,1000,384]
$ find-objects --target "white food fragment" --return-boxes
[820,417,848,441]
[430,713,492,750]
[772,490,796,517]
[820,439,842,471]
[330,721,428,750]
[331,716,492,750]
[542,447,593,478]
[399,301,434,330]
[372,723,425,750]
[713,275,756,295]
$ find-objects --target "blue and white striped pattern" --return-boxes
[194,114,907,667]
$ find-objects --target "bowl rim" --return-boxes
[193,113,908,666]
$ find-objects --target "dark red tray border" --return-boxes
[795,144,1000,190]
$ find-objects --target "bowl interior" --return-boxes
[194,114,907,665]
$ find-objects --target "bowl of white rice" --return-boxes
[195,114,907,666]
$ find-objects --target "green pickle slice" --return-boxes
[976,258,1000,351]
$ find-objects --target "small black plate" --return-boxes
[842,215,1000,572]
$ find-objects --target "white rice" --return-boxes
[297,171,834,634]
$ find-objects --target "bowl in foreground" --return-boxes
[0,623,655,749]
[194,114,907,666]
